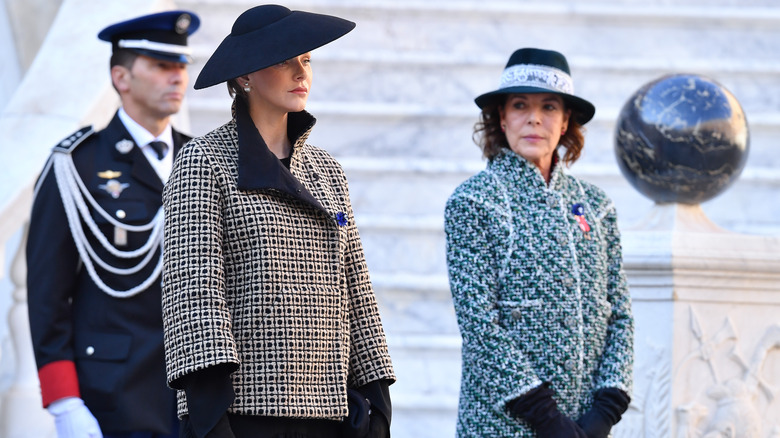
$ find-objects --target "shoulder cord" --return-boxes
[52,151,163,298]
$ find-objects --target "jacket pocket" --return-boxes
[74,331,133,412]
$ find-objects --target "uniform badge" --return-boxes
[571,203,591,240]
[115,139,134,154]
[97,170,122,179]
[99,179,130,199]
[175,13,192,34]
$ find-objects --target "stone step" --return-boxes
[385,334,460,437]
[372,273,458,336]
[181,1,780,113]
[340,157,779,225]
[187,98,780,171]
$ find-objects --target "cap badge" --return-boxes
[175,13,192,34]
[97,170,122,179]
[115,139,134,154]
[99,179,130,199]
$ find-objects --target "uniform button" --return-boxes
[115,209,126,219]
[511,308,523,320]
[564,359,576,371]
[557,234,568,245]
[563,277,574,288]
[565,316,578,328]
[546,196,558,208]
[86,346,95,356]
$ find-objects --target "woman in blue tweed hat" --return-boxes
[444,48,634,437]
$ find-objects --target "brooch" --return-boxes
[336,212,348,227]
[571,203,591,240]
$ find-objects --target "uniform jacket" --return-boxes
[26,112,190,434]
[444,150,634,437]
[162,99,395,420]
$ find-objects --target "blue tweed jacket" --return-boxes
[444,149,633,437]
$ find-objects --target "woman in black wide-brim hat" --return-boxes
[161,5,395,438]
[444,48,634,437]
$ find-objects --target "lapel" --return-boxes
[234,98,328,215]
[107,113,164,193]
[172,128,191,161]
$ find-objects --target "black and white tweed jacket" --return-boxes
[444,149,633,437]
[162,100,395,419]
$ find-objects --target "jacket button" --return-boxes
[511,309,522,320]
[564,359,576,371]
[86,346,95,356]
[115,210,126,219]
[565,316,578,328]
[546,196,557,208]
[557,234,568,245]
[563,277,574,288]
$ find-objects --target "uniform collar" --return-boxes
[117,107,173,148]
[233,98,325,213]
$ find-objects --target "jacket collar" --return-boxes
[488,148,565,191]
[233,98,326,213]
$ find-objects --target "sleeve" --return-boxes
[339,168,396,388]
[444,192,543,410]
[162,142,240,390]
[26,158,82,406]
[594,205,634,394]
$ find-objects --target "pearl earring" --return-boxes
[501,124,506,132]
[243,82,251,93]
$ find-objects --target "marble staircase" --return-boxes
[2,0,780,436]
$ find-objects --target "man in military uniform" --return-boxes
[26,10,200,438]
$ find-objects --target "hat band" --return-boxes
[498,64,574,95]
[118,39,192,56]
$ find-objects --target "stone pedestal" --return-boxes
[614,203,780,437]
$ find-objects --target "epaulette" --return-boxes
[52,126,95,154]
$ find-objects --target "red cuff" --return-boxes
[38,360,80,407]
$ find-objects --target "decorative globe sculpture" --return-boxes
[614,74,749,204]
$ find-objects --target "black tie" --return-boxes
[148,141,168,160]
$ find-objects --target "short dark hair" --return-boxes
[110,48,138,70]
[473,95,586,166]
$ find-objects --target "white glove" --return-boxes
[47,397,103,438]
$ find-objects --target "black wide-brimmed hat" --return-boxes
[194,4,356,90]
[98,11,200,64]
[474,48,595,124]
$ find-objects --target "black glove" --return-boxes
[367,408,390,438]
[340,388,372,438]
[509,382,587,438]
[576,388,631,438]
[181,364,237,438]
[180,413,235,438]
